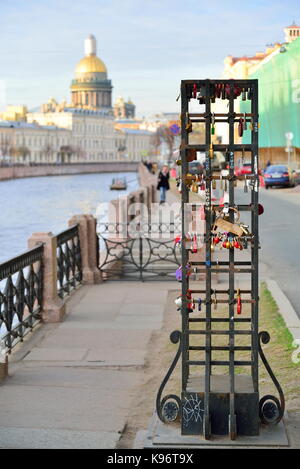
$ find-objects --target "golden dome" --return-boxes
[75,55,107,74]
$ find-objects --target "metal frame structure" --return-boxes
[156,79,285,440]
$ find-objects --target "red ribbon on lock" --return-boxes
[237,289,242,315]
[192,234,197,253]
[193,83,197,99]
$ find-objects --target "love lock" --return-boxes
[175,264,191,282]
[238,118,244,137]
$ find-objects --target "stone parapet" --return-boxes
[28,232,66,323]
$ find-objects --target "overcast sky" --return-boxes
[0,0,298,117]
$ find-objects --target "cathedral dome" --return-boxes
[75,55,107,74]
[71,35,112,110]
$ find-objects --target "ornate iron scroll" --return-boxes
[156,330,182,423]
[258,331,285,424]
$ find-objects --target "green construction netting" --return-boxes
[240,37,300,148]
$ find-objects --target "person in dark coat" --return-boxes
[157,165,170,204]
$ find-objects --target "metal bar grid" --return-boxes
[179,78,259,439]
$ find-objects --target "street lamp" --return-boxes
[285,131,294,167]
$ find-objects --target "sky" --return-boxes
[0,0,299,117]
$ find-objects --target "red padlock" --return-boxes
[192,234,197,253]
[237,289,242,315]
[193,83,197,99]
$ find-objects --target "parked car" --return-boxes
[188,160,203,175]
[264,164,296,189]
[235,162,252,177]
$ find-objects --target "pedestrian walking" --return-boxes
[157,165,170,204]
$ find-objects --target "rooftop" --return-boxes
[0,120,67,131]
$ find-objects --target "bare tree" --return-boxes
[156,125,175,165]
[150,132,161,157]
[43,143,53,163]
[60,145,73,164]
[0,136,12,159]
[15,146,30,163]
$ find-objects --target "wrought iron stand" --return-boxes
[156,79,285,440]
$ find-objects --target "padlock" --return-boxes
[191,180,198,193]
[174,235,181,247]
[224,178,228,192]
[211,112,215,135]
[192,234,197,253]
[243,113,247,131]
[238,118,244,137]
[213,290,217,310]
[242,146,245,165]
[244,175,248,193]
[236,289,242,315]
[242,88,246,101]
[212,178,216,190]
[198,298,202,312]
[221,84,226,100]
[213,235,221,245]
[185,112,193,133]
[209,142,214,159]
[220,172,223,190]
[193,83,197,99]
[215,84,221,99]
[174,296,182,309]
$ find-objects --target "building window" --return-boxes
[85,94,89,105]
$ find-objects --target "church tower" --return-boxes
[70,34,112,109]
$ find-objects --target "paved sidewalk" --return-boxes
[0,281,171,449]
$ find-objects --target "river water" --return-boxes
[0,172,138,263]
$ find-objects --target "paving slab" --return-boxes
[119,304,163,316]
[70,302,121,318]
[37,328,152,350]
[24,348,88,362]
[0,280,169,448]
[0,384,135,432]
[85,348,146,366]
[7,367,140,389]
[0,427,121,449]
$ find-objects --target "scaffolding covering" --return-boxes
[241,37,300,148]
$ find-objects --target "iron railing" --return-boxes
[97,222,182,281]
[0,244,44,353]
[57,225,82,298]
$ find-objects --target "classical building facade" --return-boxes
[113,96,135,119]
[0,35,153,163]
[0,121,71,164]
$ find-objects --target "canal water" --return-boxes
[0,171,138,263]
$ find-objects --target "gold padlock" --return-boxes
[191,181,198,193]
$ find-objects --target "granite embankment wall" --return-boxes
[0,162,139,182]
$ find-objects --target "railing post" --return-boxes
[28,232,65,323]
[0,348,8,382]
[68,215,102,284]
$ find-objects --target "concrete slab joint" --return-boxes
[27,232,65,323]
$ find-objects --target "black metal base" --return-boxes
[182,375,259,437]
